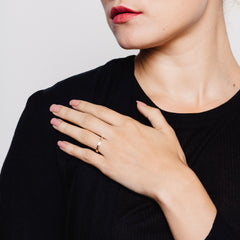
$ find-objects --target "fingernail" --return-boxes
[69,100,80,106]
[57,141,67,149]
[136,100,147,106]
[50,118,62,127]
[50,104,61,113]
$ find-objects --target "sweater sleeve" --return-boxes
[205,210,239,240]
[0,91,66,240]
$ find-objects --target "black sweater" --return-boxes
[0,55,240,239]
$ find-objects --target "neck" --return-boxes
[134,2,240,112]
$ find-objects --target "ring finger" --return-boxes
[50,118,107,155]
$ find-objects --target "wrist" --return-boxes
[153,166,201,207]
[154,165,217,217]
[153,166,217,240]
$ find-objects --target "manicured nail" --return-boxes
[50,118,62,127]
[57,141,67,149]
[69,100,80,106]
[136,100,147,106]
[50,104,61,113]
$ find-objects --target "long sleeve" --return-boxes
[205,210,239,240]
[1,55,239,240]
[0,90,66,239]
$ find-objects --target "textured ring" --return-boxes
[95,136,103,153]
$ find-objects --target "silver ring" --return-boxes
[95,136,103,153]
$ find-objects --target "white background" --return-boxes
[0,0,240,169]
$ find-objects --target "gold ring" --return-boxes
[95,136,103,153]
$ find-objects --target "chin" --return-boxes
[114,33,170,50]
[117,40,140,50]
[117,39,162,50]
[118,42,153,50]
[113,32,153,50]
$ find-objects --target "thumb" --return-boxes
[136,100,170,130]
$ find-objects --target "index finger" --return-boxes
[69,100,126,126]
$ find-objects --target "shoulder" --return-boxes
[28,55,134,107]
[43,55,133,98]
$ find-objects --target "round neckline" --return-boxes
[126,55,240,126]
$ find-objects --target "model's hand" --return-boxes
[49,100,190,201]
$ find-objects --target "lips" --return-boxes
[110,6,142,22]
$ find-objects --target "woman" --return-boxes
[0,0,239,239]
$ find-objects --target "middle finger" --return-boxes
[50,104,111,139]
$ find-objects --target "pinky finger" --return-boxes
[57,141,106,173]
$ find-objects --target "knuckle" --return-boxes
[77,100,85,110]
[95,106,107,117]
[165,126,176,137]
[122,116,134,127]
[101,106,109,114]
[100,162,110,175]
[167,125,175,134]
[68,144,75,155]
[82,149,93,161]
[60,107,69,118]
[78,129,88,142]
[59,121,68,132]
[153,108,161,115]
[81,113,91,125]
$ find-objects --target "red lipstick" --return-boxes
[110,6,142,24]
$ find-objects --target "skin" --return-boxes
[102,0,240,112]
[49,0,240,239]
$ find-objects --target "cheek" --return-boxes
[145,0,208,23]
[109,0,208,49]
